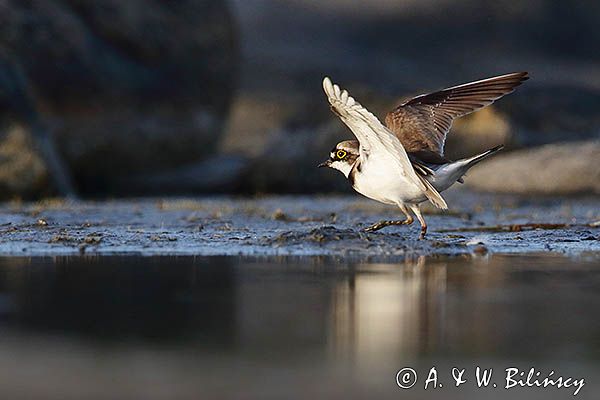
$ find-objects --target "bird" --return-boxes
[318,72,528,239]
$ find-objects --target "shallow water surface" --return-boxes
[0,254,598,399]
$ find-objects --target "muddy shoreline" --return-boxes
[0,190,598,258]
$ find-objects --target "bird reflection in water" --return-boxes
[328,256,448,367]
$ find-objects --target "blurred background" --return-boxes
[0,0,598,199]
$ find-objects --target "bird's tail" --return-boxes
[452,144,504,184]
[463,144,504,168]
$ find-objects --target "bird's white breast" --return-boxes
[352,155,425,205]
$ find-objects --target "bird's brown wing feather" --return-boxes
[385,72,528,156]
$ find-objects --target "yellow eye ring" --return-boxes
[336,150,347,159]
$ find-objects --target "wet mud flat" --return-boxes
[0,190,598,257]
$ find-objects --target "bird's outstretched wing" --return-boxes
[385,72,528,156]
[323,77,447,209]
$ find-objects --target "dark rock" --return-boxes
[0,0,239,196]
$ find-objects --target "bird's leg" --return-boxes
[410,204,428,240]
[364,204,413,232]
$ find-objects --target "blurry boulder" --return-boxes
[496,86,600,148]
[445,107,512,160]
[0,0,238,196]
[465,140,600,195]
[0,123,48,197]
[230,86,393,193]
[240,121,350,193]
[115,154,249,194]
[221,93,301,159]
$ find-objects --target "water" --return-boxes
[0,254,598,399]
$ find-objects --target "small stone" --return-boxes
[272,209,288,221]
[84,235,102,244]
[472,245,488,255]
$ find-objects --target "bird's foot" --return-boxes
[418,226,428,240]
[364,219,411,233]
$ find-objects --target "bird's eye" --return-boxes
[336,150,347,159]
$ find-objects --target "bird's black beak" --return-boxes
[318,160,331,168]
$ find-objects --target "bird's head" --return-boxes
[318,140,359,178]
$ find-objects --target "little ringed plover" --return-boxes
[318,72,528,238]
